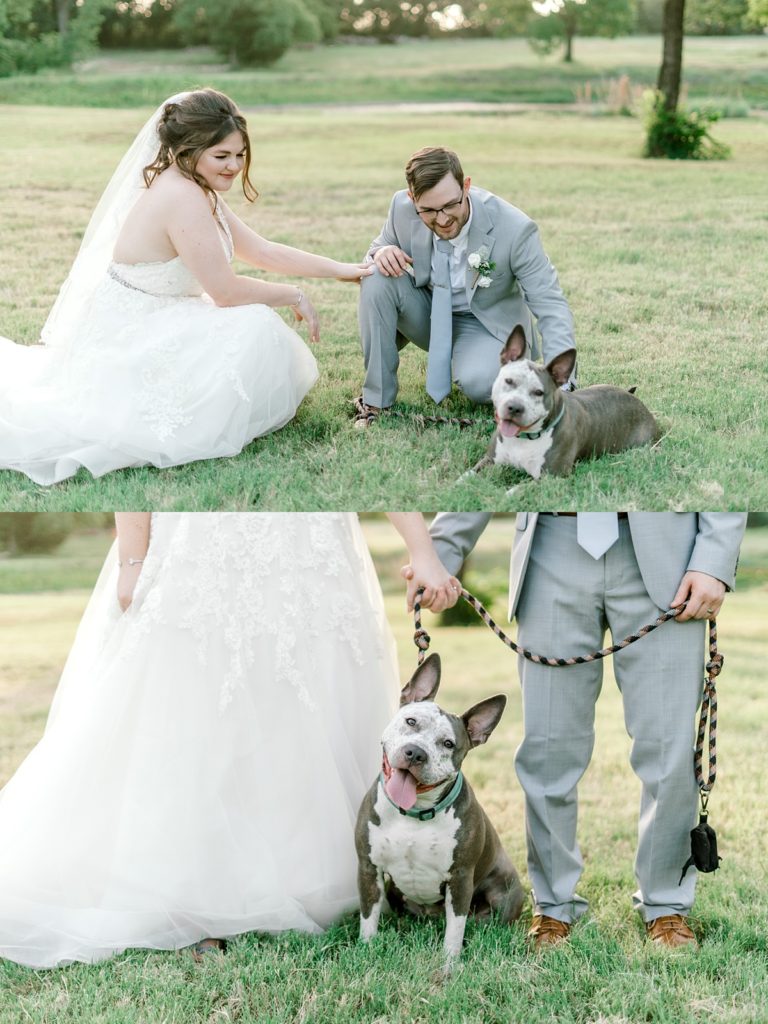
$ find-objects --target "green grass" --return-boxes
[0,519,766,1022]
[1,36,768,110]
[1,102,766,510]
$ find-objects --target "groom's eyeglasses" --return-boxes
[414,193,465,220]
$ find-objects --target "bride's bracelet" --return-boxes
[290,288,304,308]
[118,558,145,567]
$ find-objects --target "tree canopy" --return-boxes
[528,0,635,62]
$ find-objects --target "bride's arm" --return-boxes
[115,513,151,612]
[165,182,320,340]
[385,513,461,614]
[222,203,373,283]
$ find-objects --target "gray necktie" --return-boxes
[576,512,619,559]
[426,239,454,403]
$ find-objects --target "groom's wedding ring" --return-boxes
[706,607,715,614]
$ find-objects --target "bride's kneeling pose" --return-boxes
[0,90,371,485]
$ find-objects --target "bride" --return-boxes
[0,89,372,486]
[0,512,460,969]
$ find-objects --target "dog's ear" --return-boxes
[461,694,507,747]
[500,325,527,365]
[546,348,576,387]
[400,653,441,706]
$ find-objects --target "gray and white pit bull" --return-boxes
[471,325,660,480]
[355,653,523,972]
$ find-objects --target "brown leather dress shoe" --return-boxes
[528,914,571,951]
[646,914,699,949]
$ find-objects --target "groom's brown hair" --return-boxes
[405,148,464,199]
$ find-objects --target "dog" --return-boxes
[471,325,660,480]
[355,653,523,973]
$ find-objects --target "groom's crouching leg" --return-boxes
[451,326,505,406]
[358,270,430,410]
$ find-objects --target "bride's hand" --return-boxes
[292,293,320,343]
[117,563,143,612]
[400,562,461,614]
[334,262,375,284]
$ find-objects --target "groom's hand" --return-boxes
[373,246,414,278]
[670,570,726,621]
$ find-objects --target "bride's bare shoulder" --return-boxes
[147,170,209,208]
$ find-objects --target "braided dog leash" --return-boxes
[412,587,722,806]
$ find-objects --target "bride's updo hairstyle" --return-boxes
[143,88,258,204]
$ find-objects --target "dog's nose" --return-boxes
[503,402,524,418]
[404,745,427,765]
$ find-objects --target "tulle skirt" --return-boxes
[0,276,318,485]
[0,513,399,968]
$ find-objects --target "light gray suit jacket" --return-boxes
[367,186,575,366]
[430,513,748,620]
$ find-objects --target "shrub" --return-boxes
[175,0,320,66]
[0,514,74,555]
[643,92,731,160]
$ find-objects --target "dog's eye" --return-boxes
[405,717,416,727]
[443,739,455,749]
[504,378,515,387]
[532,388,544,397]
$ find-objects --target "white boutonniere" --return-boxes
[468,246,495,288]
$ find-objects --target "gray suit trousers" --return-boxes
[358,268,517,408]
[515,515,704,923]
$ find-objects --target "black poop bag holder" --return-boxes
[679,618,724,884]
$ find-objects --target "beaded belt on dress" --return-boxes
[107,265,155,295]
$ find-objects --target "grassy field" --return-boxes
[0,519,766,1023]
[0,36,767,110]
[0,99,766,511]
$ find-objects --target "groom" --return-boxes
[414,512,747,950]
[355,147,576,425]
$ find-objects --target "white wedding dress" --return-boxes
[0,513,399,968]
[0,207,318,485]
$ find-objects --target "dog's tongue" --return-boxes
[385,768,418,810]
[499,419,522,438]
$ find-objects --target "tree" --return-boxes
[657,0,684,112]
[460,0,531,36]
[339,0,432,37]
[645,0,729,159]
[55,0,70,35]
[99,0,183,50]
[175,0,321,65]
[303,0,345,39]
[748,0,768,24]
[685,0,751,32]
[0,0,108,75]
[528,0,635,64]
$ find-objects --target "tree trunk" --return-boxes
[657,0,686,111]
[563,26,574,62]
[561,6,577,63]
[55,0,70,37]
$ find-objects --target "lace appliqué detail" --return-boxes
[137,332,195,444]
[141,514,374,714]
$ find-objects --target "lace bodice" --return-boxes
[107,204,234,299]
